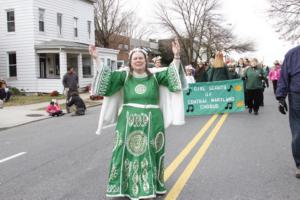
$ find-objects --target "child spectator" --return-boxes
[46,99,63,117]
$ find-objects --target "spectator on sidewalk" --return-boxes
[276,45,300,178]
[0,81,12,102]
[46,99,64,117]
[62,67,78,113]
[66,92,86,116]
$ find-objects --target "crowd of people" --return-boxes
[181,52,281,115]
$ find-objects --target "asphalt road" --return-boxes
[0,87,299,200]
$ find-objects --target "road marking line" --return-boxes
[164,114,218,181]
[0,152,27,164]
[165,113,228,200]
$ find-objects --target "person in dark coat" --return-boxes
[63,67,79,113]
[0,81,11,102]
[228,64,240,79]
[194,62,208,82]
[243,58,265,115]
[67,92,86,116]
[276,45,300,178]
[208,52,230,81]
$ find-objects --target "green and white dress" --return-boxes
[93,63,183,200]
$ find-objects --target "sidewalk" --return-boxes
[0,93,102,130]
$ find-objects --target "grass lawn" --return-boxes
[5,94,65,107]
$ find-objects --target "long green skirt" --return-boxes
[106,106,166,199]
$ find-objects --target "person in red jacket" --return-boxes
[46,99,64,117]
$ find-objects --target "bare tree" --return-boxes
[268,0,300,42]
[157,0,220,64]
[203,19,255,59]
[157,0,255,64]
[121,14,154,40]
[94,0,134,47]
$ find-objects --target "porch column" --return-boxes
[59,51,67,93]
[78,53,83,87]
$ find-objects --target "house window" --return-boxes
[39,8,45,32]
[57,13,62,35]
[118,44,123,49]
[100,58,105,65]
[82,55,92,77]
[39,54,46,78]
[111,60,116,70]
[107,58,111,68]
[8,52,17,77]
[7,10,15,32]
[124,44,129,50]
[74,17,78,37]
[117,60,124,69]
[87,21,91,39]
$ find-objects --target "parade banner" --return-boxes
[184,79,245,116]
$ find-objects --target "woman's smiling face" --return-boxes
[131,52,146,74]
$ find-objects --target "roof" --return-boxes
[35,40,89,51]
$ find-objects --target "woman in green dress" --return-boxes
[90,39,185,200]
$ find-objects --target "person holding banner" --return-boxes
[194,62,208,82]
[243,58,265,115]
[228,63,240,79]
[90,39,187,199]
[208,52,230,82]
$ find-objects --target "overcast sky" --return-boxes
[125,0,295,66]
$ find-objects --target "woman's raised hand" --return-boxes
[172,37,180,58]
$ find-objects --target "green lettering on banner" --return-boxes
[184,79,245,116]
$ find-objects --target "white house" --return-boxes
[0,0,118,93]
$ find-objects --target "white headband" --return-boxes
[129,48,148,58]
[152,56,162,63]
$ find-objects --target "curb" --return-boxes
[0,102,102,132]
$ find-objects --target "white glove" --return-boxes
[95,129,101,135]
